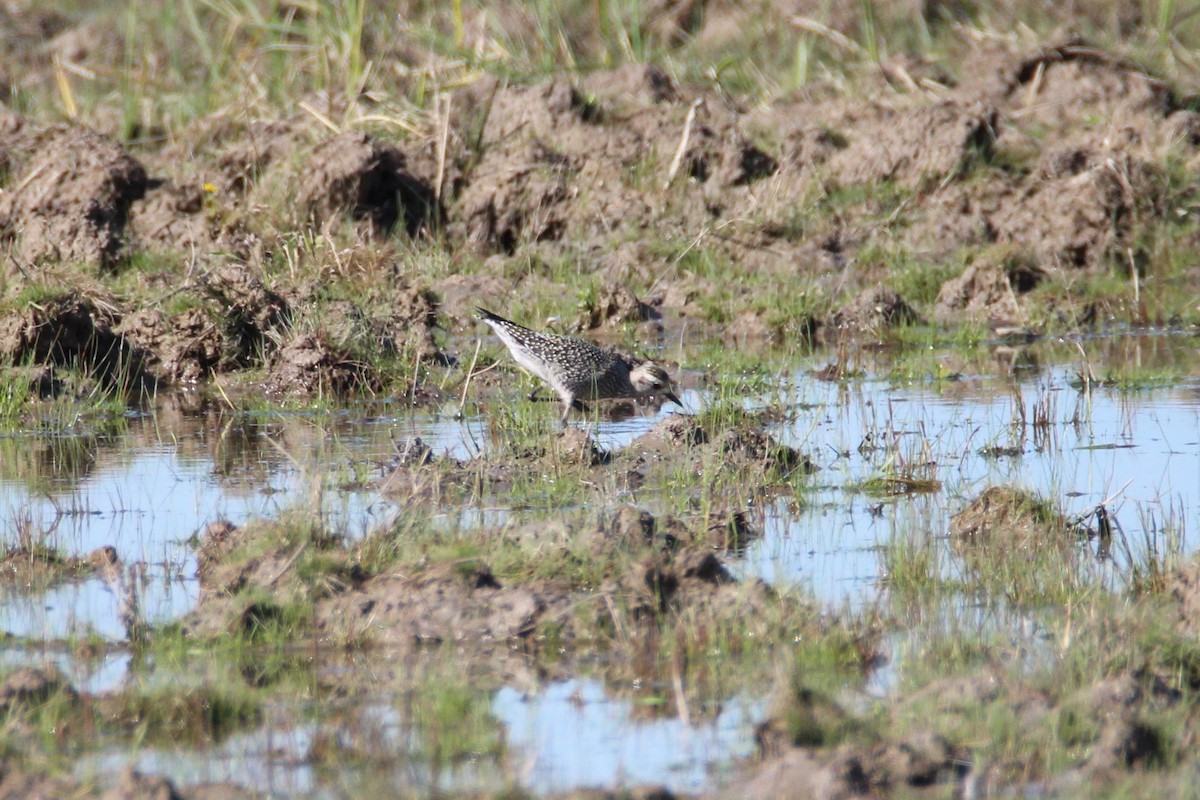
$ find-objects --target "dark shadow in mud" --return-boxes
[0,293,155,399]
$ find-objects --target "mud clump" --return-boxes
[448,75,771,254]
[989,146,1162,268]
[197,264,289,362]
[0,542,92,587]
[825,288,921,341]
[1169,560,1200,641]
[99,769,186,800]
[635,414,709,449]
[722,310,789,349]
[216,119,296,193]
[950,485,1075,556]
[117,307,225,384]
[388,282,446,364]
[1006,39,1171,129]
[318,563,567,648]
[553,427,611,467]
[934,249,1046,324]
[739,729,964,798]
[455,135,578,253]
[625,415,812,483]
[827,101,997,188]
[620,547,734,619]
[717,427,814,476]
[587,506,756,554]
[264,333,380,399]
[0,125,146,270]
[579,283,659,330]
[130,179,262,264]
[195,520,244,581]
[0,292,151,394]
[183,509,777,659]
[0,667,76,713]
[299,131,440,238]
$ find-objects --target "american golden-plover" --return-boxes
[476,307,682,425]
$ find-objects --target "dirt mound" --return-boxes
[825,288,921,340]
[389,282,445,363]
[116,307,225,384]
[180,506,777,660]
[552,427,611,467]
[433,273,510,321]
[1005,40,1171,130]
[216,120,297,193]
[826,101,997,188]
[197,264,289,362]
[318,563,566,647]
[716,427,813,475]
[0,113,48,176]
[298,131,440,238]
[130,180,261,263]
[195,520,244,580]
[100,769,186,800]
[950,485,1074,555]
[934,249,1046,324]
[737,730,963,799]
[0,292,151,393]
[581,63,683,106]
[448,74,771,254]
[0,667,76,712]
[989,146,1161,268]
[579,283,658,330]
[264,333,380,398]
[583,506,757,554]
[1169,560,1200,640]
[616,546,735,620]
[723,311,789,349]
[625,416,812,487]
[0,126,146,270]
[453,135,581,253]
[632,415,709,451]
[0,543,90,587]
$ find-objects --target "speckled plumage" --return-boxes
[476,307,681,424]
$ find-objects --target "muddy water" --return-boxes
[3,334,1200,794]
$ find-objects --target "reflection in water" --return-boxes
[749,363,1200,606]
[493,678,760,795]
[0,646,131,695]
[75,678,759,797]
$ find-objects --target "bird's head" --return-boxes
[629,362,683,408]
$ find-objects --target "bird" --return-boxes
[475,307,682,426]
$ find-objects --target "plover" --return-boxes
[476,307,682,425]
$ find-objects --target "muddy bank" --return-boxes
[727,481,1200,799]
[178,503,796,669]
[0,24,1197,395]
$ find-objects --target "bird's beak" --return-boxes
[664,389,683,409]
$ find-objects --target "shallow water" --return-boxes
[493,678,760,795]
[3,333,1200,795]
[749,359,1200,604]
[68,675,758,798]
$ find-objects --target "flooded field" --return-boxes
[2,332,1198,796]
[3,0,1200,797]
